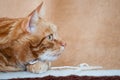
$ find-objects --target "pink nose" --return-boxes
[60,42,66,47]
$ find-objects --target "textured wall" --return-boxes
[0,0,120,69]
[51,0,120,69]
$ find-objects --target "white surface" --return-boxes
[0,70,120,79]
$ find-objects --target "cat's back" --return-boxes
[0,17,18,27]
[0,17,23,48]
[0,17,21,36]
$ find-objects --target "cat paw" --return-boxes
[26,61,49,74]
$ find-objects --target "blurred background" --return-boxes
[0,0,120,69]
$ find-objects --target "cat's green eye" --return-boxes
[47,34,53,41]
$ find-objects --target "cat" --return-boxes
[0,2,66,73]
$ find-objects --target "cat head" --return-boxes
[22,2,66,62]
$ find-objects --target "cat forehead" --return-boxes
[39,20,57,33]
[49,23,57,32]
[45,24,57,35]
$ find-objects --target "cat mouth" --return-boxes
[39,46,64,61]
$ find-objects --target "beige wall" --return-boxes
[0,0,120,69]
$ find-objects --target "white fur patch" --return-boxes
[40,47,64,61]
[40,51,58,61]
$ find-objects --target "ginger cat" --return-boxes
[0,2,66,73]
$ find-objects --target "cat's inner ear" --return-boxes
[27,11,39,33]
[23,2,43,33]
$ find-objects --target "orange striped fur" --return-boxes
[0,3,65,73]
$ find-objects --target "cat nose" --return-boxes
[60,42,66,47]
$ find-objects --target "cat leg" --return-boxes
[0,64,24,72]
[26,61,49,74]
[0,53,24,72]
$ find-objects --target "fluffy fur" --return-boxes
[0,2,65,73]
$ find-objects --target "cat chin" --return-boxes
[39,47,64,61]
[39,51,59,61]
[40,55,58,62]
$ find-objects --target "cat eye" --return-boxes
[47,34,54,41]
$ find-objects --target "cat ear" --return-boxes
[28,2,43,17]
[23,2,43,33]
